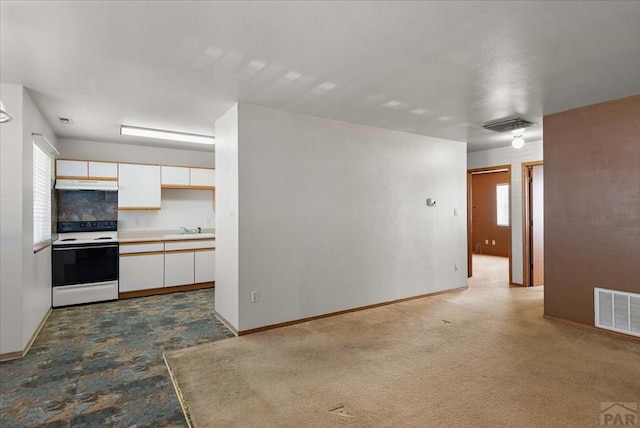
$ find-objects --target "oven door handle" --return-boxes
[53,245,118,251]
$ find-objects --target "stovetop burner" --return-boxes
[54,221,118,246]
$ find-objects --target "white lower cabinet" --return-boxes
[194,249,215,283]
[164,252,195,287]
[119,239,215,293]
[119,254,164,292]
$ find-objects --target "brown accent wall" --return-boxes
[471,171,510,257]
[544,95,640,326]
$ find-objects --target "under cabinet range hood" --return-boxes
[55,179,118,191]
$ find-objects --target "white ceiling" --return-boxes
[1,1,639,152]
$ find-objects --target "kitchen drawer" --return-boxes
[165,239,215,251]
[119,242,164,254]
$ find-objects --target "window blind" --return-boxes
[33,143,52,247]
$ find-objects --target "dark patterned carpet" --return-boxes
[0,289,234,427]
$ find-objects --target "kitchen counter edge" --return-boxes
[118,231,215,243]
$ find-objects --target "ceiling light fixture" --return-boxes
[511,128,525,149]
[120,125,215,145]
[0,100,12,123]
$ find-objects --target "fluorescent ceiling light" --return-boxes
[120,125,215,145]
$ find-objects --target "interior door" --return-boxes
[531,165,544,285]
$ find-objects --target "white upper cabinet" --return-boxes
[118,163,161,209]
[161,166,215,188]
[57,160,118,179]
[161,166,190,186]
[56,160,88,178]
[190,168,215,187]
[88,161,118,179]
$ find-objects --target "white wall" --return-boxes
[21,89,58,348]
[233,104,467,331]
[214,104,239,329]
[467,141,543,284]
[0,83,25,354]
[0,84,59,355]
[58,138,215,167]
[118,189,215,231]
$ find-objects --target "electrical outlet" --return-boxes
[454,263,458,271]
[492,240,496,245]
[251,291,259,303]
[485,239,489,244]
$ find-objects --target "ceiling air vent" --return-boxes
[482,116,533,133]
[57,117,74,125]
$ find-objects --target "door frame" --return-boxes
[521,160,544,287]
[467,165,513,284]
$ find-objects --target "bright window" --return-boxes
[496,183,509,226]
[33,143,52,248]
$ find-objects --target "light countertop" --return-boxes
[118,229,215,243]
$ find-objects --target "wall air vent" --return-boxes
[595,287,640,337]
[482,116,534,133]
[57,117,74,125]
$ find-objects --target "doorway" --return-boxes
[522,162,544,287]
[467,165,513,284]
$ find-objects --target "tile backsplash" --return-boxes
[57,190,117,221]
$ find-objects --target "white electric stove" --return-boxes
[52,221,119,307]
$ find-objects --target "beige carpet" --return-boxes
[164,255,640,427]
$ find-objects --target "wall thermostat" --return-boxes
[426,198,436,207]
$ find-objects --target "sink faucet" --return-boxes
[197,227,202,234]
[180,227,188,234]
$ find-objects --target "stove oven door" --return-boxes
[52,243,119,287]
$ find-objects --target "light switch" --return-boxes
[492,240,496,245]
[485,239,489,244]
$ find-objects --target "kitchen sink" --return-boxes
[163,233,215,240]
